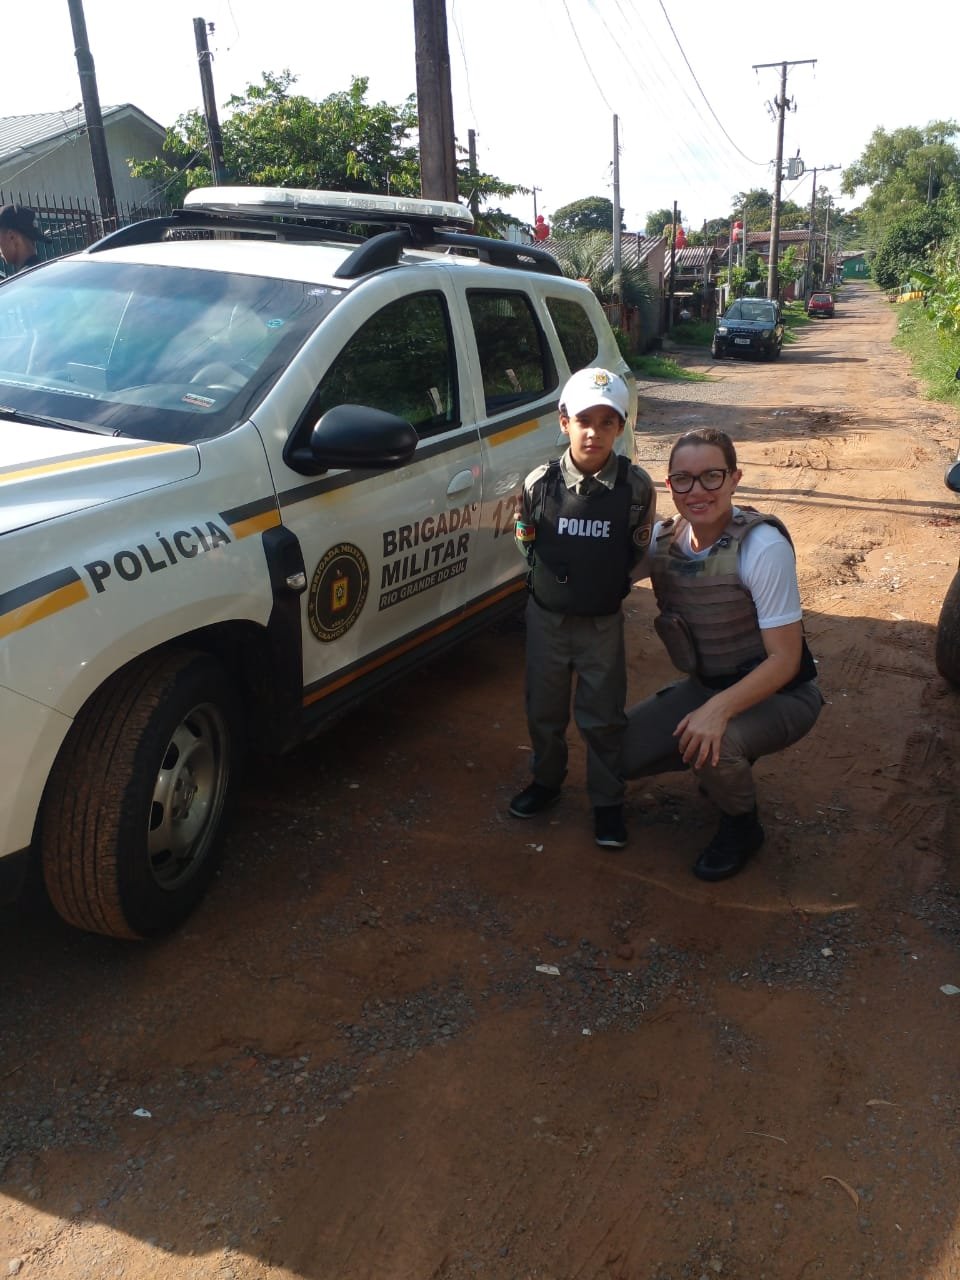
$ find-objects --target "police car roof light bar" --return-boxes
[183,186,475,231]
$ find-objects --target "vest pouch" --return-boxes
[654,611,698,673]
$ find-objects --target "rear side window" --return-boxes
[313,291,457,436]
[545,296,599,373]
[467,289,556,415]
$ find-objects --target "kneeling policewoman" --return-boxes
[624,428,823,881]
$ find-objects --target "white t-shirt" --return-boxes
[638,508,802,629]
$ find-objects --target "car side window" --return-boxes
[544,296,599,372]
[311,291,458,436]
[467,289,557,415]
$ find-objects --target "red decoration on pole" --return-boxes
[533,215,550,242]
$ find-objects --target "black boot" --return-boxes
[509,781,561,818]
[693,807,764,881]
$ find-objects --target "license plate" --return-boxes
[734,338,750,345]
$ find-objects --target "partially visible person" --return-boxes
[0,205,45,274]
[509,367,656,849]
[624,428,823,881]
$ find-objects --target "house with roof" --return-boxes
[839,250,867,280]
[664,244,721,320]
[0,105,168,213]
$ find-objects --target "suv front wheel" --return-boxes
[40,650,243,939]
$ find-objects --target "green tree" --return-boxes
[644,207,677,236]
[732,190,773,226]
[131,72,522,233]
[132,73,422,202]
[550,197,620,235]
[841,120,960,244]
[871,205,951,289]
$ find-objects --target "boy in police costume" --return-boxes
[510,367,656,848]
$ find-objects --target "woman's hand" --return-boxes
[673,698,731,768]
[672,623,805,768]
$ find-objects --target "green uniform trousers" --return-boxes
[523,597,627,807]
[622,676,824,815]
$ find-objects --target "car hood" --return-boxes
[0,421,200,536]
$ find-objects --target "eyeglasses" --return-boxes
[666,468,730,494]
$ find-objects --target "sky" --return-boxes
[5,0,960,232]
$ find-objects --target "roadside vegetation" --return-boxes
[629,352,710,382]
[893,300,960,403]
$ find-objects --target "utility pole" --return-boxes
[612,114,622,330]
[532,186,542,222]
[802,164,839,298]
[467,129,479,221]
[754,58,816,300]
[822,197,832,286]
[193,18,228,185]
[67,0,117,226]
[414,0,458,202]
[668,199,678,327]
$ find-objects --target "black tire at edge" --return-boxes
[935,568,960,685]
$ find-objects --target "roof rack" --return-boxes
[333,228,563,278]
[87,185,564,277]
[88,210,365,254]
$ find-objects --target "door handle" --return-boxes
[446,469,476,497]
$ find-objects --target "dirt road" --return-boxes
[3,281,960,1280]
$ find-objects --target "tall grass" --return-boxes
[894,301,960,402]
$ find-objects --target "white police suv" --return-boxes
[0,186,635,938]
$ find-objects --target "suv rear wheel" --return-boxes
[40,651,243,939]
[936,567,960,685]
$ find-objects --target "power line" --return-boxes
[559,0,614,114]
[656,0,767,166]
[595,0,768,217]
[450,0,478,126]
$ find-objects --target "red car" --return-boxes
[807,291,835,318]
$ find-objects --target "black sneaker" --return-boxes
[509,782,561,819]
[594,805,628,849]
[693,807,764,881]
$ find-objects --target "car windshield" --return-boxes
[723,300,777,323]
[811,294,831,303]
[0,258,342,443]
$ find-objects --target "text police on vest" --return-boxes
[557,517,612,538]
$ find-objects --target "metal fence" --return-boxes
[0,188,172,277]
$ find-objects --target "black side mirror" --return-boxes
[284,404,419,476]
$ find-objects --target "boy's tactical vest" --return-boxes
[529,457,634,616]
[649,507,817,689]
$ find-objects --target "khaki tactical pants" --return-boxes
[523,598,627,807]
[621,677,824,815]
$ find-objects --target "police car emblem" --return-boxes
[308,543,369,642]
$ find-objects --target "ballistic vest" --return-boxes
[650,508,816,689]
[529,457,635,616]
